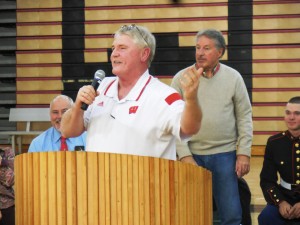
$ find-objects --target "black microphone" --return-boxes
[81,70,106,111]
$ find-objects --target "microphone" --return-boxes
[81,70,106,111]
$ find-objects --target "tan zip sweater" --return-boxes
[171,63,253,158]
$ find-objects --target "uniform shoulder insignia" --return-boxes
[268,131,286,142]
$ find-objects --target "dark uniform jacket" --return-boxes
[260,130,300,206]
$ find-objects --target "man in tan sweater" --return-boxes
[171,28,253,225]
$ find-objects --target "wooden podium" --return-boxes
[15,152,212,225]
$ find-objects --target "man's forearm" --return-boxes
[61,107,85,138]
[180,99,202,136]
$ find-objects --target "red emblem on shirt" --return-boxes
[97,101,104,106]
[165,93,182,105]
[129,106,139,114]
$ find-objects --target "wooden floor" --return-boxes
[244,156,265,225]
[244,156,266,204]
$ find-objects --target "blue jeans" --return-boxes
[258,204,300,225]
[193,151,242,225]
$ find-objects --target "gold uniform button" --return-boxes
[274,194,277,197]
[297,180,300,184]
[296,143,299,148]
[297,150,300,154]
[297,173,300,177]
[276,199,279,202]
[281,161,284,165]
[298,166,300,170]
[297,158,300,162]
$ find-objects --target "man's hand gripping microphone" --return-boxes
[81,70,106,111]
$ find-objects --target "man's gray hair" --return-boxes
[196,28,226,57]
[115,24,156,68]
[50,95,74,108]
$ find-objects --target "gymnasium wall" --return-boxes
[16,0,300,154]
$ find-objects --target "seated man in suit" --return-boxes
[28,95,86,152]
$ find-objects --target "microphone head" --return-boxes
[94,70,106,81]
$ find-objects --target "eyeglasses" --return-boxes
[120,24,148,47]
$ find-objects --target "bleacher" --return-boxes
[0,0,16,145]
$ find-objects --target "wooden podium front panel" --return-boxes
[15,152,212,225]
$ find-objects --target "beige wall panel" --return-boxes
[85,0,224,7]
[17,0,62,9]
[18,122,51,145]
[253,77,300,88]
[179,34,228,47]
[18,122,51,132]
[22,137,38,145]
[17,80,63,91]
[85,33,228,57]
[85,37,114,49]
[17,39,62,50]
[17,11,62,23]
[253,134,270,146]
[178,34,228,60]
[253,32,300,45]
[252,91,300,103]
[17,93,60,104]
[253,120,285,132]
[85,20,228,35]
[179,35,196,46]
[85,6,227,21]
[158,78,172,86]
[252,105,285,117]
[251,145,265,155]
[84,52,108,63]
[17,66,62,78]
[253,48,300,60]
[254,3,300,15]
[21,126,51,145]
[253,18,300,30]
[17,52,62,64]
[253,62,300,74]
[17,24,62,36]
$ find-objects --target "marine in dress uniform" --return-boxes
[259,130,300,225]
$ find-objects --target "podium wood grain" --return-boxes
[15,152,212,225]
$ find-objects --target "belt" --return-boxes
[280,178,298,190]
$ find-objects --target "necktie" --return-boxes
[60,136,68,151]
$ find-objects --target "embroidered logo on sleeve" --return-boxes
[97,101,104,107]
[165,93,182,105]
[129,106,139,114]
